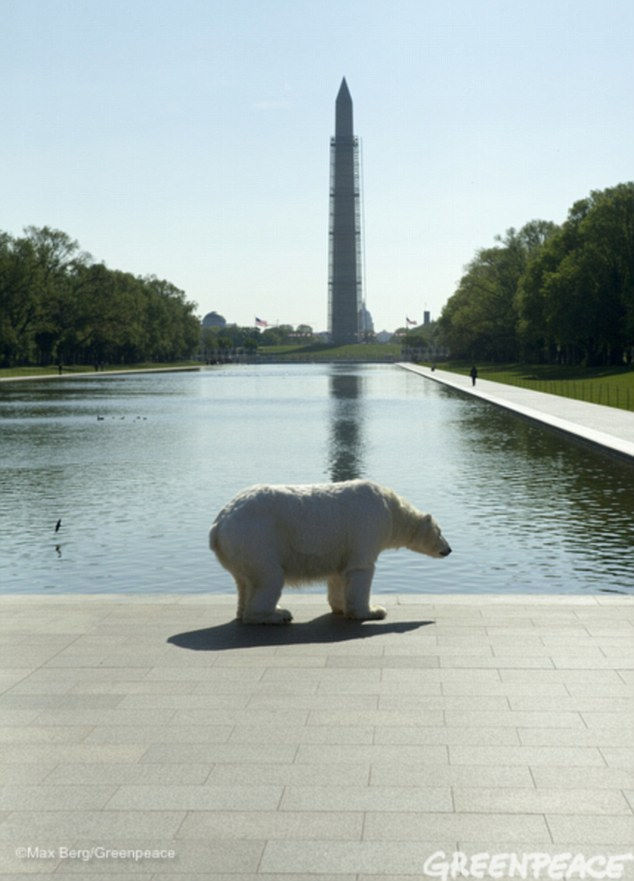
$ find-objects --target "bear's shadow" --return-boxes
[167,614,434,651]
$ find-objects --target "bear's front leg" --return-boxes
[343,566,387,620]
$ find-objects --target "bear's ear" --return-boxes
[422,513,431,523]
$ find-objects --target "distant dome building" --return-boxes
[201,311,227,328]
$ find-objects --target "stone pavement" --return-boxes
[398,363,634,459]
[0,593,632,879]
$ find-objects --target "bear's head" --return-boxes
[409,514,452,558]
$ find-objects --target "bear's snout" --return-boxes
[440,546,452,557]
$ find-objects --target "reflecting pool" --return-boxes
[1,364,632,595]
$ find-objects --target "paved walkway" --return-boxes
[398,363,634,460]
[1,593,632,879]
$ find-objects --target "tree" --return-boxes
[439,221,557,361]
[0,226,200,367]
[517,185,634,364]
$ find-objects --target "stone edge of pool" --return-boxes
[0,593,631,605]
[397,362,634,461]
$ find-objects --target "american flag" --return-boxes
[406,316,418,326]
[255,317,268,327]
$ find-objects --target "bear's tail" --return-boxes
[209,521,219,553]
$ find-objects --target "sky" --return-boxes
[2,0,633,333]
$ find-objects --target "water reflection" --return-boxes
[438,386,634,589]
[328,368,365,481]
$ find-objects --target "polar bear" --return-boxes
[209,479,451,624]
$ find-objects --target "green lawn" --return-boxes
[259,342,402,360]
[0,361,200,379]
[423,361,634,411]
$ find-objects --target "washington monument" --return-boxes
[328,78,363,344]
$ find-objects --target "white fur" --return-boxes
[209,479,451,624]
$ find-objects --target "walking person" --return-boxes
[470,365,478,386]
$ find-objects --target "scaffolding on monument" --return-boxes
[328,135,363,342]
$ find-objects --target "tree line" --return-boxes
[0,227,200,367]
[438,183,634,365]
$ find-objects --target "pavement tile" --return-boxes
[207,762,369,786]
[229,724,374,744]
[31,710,179,727]
[143,666,263,681]
[294,744,449,765]
[0,745,147,764]
[440,656,556,669]
[116,693,248,709]
[444,710,584,728]
[510,696,634,712]
[519,728,633,747]
[531,766,634,789]
[176,809,363,839]
[0,785,116,810]
[7,668,152,691]
[0,669,36,689]
[0,763,59,784]
[307,709,444,726]
[377,695,509,710]
[0,726,93,744]
[553,657,634,669]
[0,710,44,725]
[67,680,199,695]
[499,669,626,684]
[0,694,123,710]
[369,763,533,787]
[566,682,632,696]
[382,668,504,683]
[194,680,319,694]
[441,681,568,696]
[583,712,634,728]
[140,744,298,764]
[362,811,551,842]
[0,811,185,839]
[105,785,283,811]
[154,877,354,881]
[259,841,458,875]
[547,814,634,844]
[260,667,381,682]
[325,655,440,668]
[318,679,440,694]
[172,708,309,726]
[83,725,234,745]
[601,749,634,768]
[449,746,605,766]
[245,693,379,708]
[372,726,520,746]
[453,786,630,814]
[280,785,452,812]
[43,764,213,785]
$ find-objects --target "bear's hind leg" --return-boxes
[234,577,248,620]
[327,574,346,614]
[242,567,292,624]
[343,566,387,620]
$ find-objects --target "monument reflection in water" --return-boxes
[328,368,365,482]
